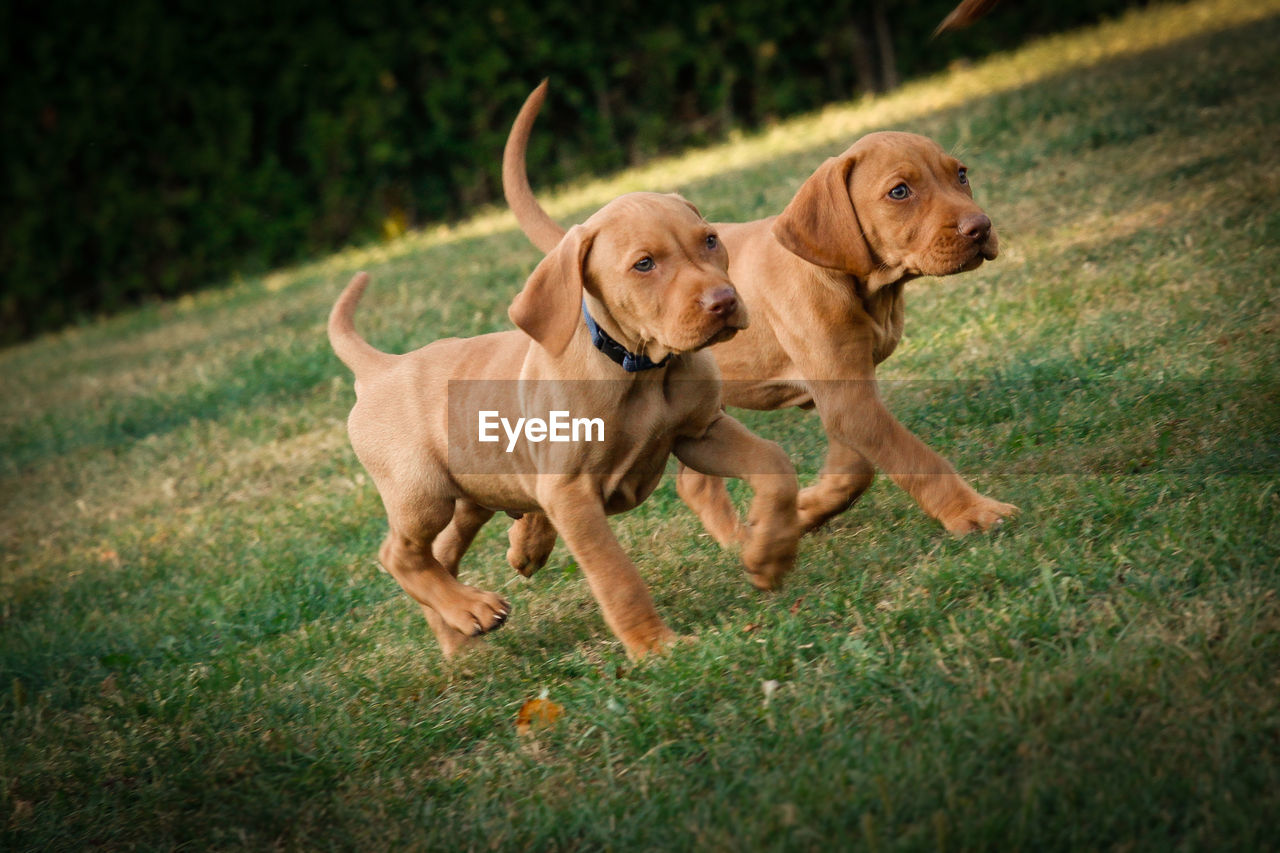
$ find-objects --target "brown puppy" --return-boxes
[329,192,799,659]
[503,82,1017,544]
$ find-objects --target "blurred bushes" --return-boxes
[0,0,1143,343]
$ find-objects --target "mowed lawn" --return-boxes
[3,0,1279,848]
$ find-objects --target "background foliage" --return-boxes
[0,0,1147,343]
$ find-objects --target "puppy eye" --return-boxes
[888,183,911,200]
[633,257,655,272]
[705,234,719,250]
[958,168,969,185]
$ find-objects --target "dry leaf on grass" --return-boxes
[515,697,564,737]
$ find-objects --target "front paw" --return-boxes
[939,495,1019,535]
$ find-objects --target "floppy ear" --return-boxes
[509,224,592,356]
[772,153,875,278]
[667,192,705,220]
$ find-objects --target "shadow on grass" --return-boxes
[0,509,392,701]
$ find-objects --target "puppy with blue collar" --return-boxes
[329,191,800,659]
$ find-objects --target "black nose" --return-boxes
[958,212,992,242]
[701,286,738,317]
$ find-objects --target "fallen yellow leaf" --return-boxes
[515,697,564,737]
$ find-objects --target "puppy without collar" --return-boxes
[503,82,1017,542]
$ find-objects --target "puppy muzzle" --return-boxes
[705,285,749,348]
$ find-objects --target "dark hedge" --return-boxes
[0,0,1144,343]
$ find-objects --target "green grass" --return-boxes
[3,0,1279,848]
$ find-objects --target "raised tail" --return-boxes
[503,79,569,253]
[328,272,395,378]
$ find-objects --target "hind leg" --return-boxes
[797,440,875,532]
[433,499,496,575]
[676,463,744,547]
[506,512,558,577]
[378,497,510,655]
[422,500,499,656]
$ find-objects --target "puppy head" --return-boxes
[773,131,999,291]
[511,192,747,359]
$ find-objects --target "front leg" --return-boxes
[770,288,1018,535]
[537,479,676,658]
[675,413,800,590]
[814,380,1017,534]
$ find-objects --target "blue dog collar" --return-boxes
[581,301,670,372]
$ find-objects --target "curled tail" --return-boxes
[328,272,395,378]
[503,79,569,253]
